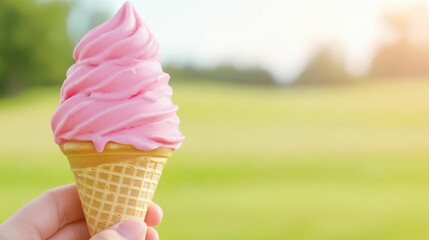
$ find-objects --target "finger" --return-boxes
[48,220,90,240]
[145,202,163,226]
[1,184,84,239]
[90,218,147,240]
[146,227,159,240]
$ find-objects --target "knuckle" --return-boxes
[41,189,64,222]
[0,224,40,240]
[40,189,57,206]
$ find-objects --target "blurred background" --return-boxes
[1,0,429,239]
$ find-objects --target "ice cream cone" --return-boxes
[61,141,172,236]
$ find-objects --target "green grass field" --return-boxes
[1,79,429,239]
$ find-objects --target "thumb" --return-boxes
[90,218,147,240]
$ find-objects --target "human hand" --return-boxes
[0,184,163,240]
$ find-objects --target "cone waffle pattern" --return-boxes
[72,156,166,236]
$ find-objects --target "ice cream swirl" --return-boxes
[51,2,184,152]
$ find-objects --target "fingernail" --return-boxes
[153,229,159,239]
[117,218,146,240]
[150,228,159,240]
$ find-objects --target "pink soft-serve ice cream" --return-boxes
[50,2,184,236]
[51,1,184,152]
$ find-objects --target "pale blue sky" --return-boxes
[67,0,429,81]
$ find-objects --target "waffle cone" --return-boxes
[61,141,172,236]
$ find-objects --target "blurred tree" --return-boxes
[370,5,429,77]
[0,0,72,97]
[164,64,276,85]
[295,48,352,85]
[67,0,111,44]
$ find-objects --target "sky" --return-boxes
[67,0,429,81]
